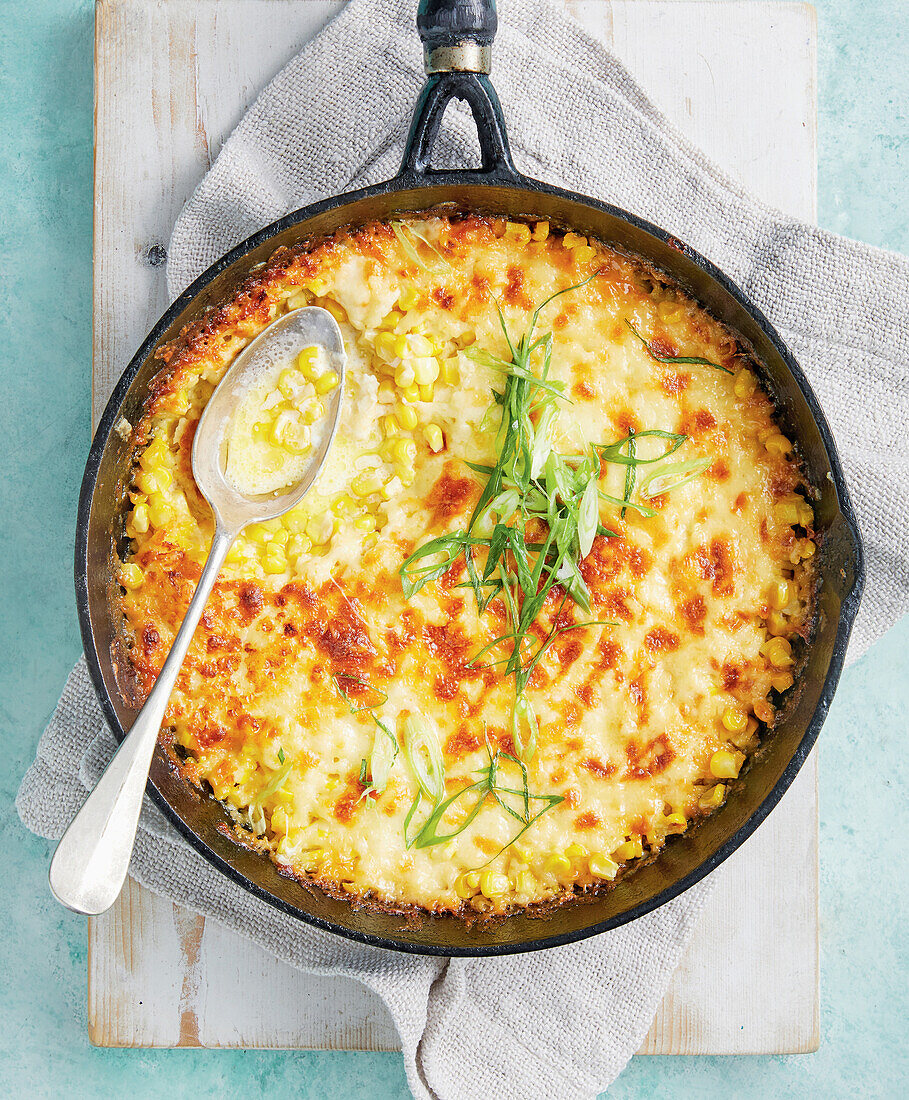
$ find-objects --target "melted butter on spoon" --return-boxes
[224,342,340,497]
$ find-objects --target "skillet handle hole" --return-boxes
[399,72,517,180]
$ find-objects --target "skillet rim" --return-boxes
[75,169,866,955]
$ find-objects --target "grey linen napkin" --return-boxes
[18,0,909,1095]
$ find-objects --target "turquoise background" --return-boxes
[1,0,905,1096]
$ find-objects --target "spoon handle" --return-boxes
[49,525,236,915]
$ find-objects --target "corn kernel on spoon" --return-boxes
[49,306,346,915]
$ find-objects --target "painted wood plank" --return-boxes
[89,0,818,1055]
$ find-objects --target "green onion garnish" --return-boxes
[391,222,450,275]
[639,456,713,498]
[625,319,733,373]
[402,714,445,805]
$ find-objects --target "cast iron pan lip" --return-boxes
[75,167,866,956]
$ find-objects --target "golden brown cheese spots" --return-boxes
[429,466,477,528]
[119,214,815,919]
[644,627,680,654]
[625,735,675,780]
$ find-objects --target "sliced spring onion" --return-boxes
[257,760,292,803]
[402,714,445,804]
[598,490,657,518]
[577,476,599,558]
[639,456,713,498]
[391,222,448,274]
[625,319,733,373]
[511,695,539,762]
[597,429,688,465]
[364,717,398,797]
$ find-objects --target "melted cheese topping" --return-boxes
[119,216,816,917]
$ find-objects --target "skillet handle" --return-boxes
[400,0,517,180]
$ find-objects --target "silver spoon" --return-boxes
[49,306,346,915]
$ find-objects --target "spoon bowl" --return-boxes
[49,306,347,915]
[193,306,346,532]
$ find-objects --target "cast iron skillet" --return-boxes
[76,0,864,954]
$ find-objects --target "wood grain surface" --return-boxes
[89,0,819,1055]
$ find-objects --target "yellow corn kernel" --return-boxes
[375,331,397,360]
[351,472,383,498]
[393,438,417,468]
[134,471,160,496]
[423,423,444,453]
[382,414,400,438]
[131,503,149,534]
[771,671,795,692]
[734,369,757,399]
[699,783,727,810]
[418,383,434,402]
[573,245,596,262]
[278,368,303,400]
[320,300,347,325]
[287,534,312,563]
[306,513,335,544]
[263,552,287,575]
[797,539,817,561]
[613,838,644,861]
[454,873,476,900]
[296,346,319,377]
[440,358,459,385]
[271,806,289,835]
[765,433,792,456]
[721,705,748,734]
[380,310,404,334]
[767,610,789,636]
[119,563,143,590]
[480,870,510,898]
[710,749,744,779]
[588,853,619,880]
[563,231,587,249]
[395,403,418,431]
[532,221,549,241]
[761,636,794,669]
[664,812,687,831]
[246,522,271,544]
[377,380,396,403]
[269,527,289,546]
[797,502,814,527]
[139,436,168,470]
[404,332,433,356]
[565,843,588,861]
[544,853,572,877]
[398,286,419,310]
[768,580,791,610]
[331,494,356,516]
[147,495,173,528]
[353,514,377,534]
[775,501,801,526]
[504,221,532,243]
[516,870,538,895]
[314,370,339,396]
[286,290,309,311]
[402,385,420,404]
[301,400,323,426]
[411,356,440,386]
[394,363,416,389]
[271,415,311,454]
[512,844,532,864]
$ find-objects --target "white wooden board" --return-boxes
[89,0,819,1055]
